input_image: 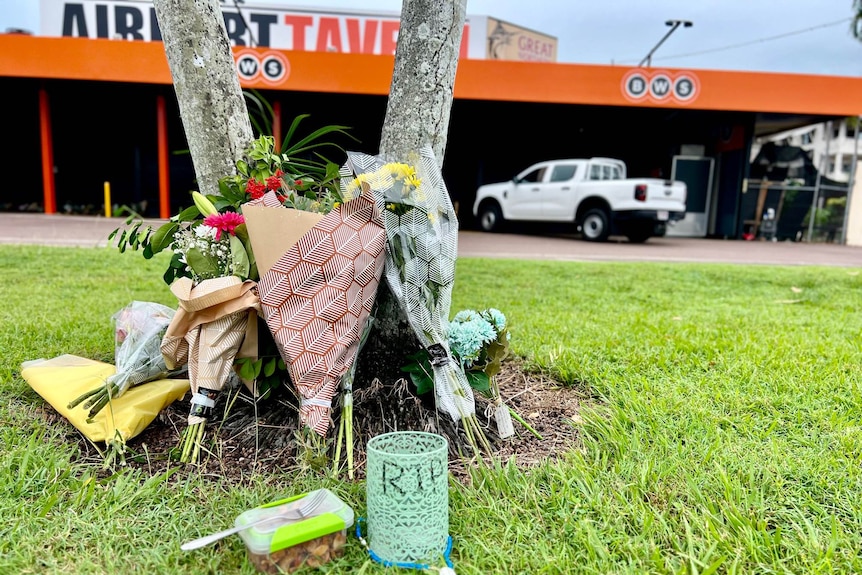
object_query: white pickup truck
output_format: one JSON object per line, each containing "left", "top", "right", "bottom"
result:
{"left": 472, "top": 158, "right": 687, "bottom": 243}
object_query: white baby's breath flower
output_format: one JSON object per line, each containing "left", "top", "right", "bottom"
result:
{"left": 195, "top": 225, "right": 217, "bottom": 239}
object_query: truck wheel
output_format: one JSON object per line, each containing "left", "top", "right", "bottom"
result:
{"left": 479, "top": 203, "right": 504, "bottom": 232}
{"left": 581, "top": 208, "right": 610, "bottom": 242}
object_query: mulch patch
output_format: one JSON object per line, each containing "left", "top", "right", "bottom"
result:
{"left": 59, "top": 360, "right": 587, "bottom": 483}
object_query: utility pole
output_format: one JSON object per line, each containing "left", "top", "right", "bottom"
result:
{"left": 638, "top": 19, "right": 692, "bottom": 68}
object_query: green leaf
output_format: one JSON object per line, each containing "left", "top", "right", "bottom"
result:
{"left": 177, "top": 205, "right": 201, "bottom": 222}
{"left": 237, "top": 358, "right": 256, "bottom": 382}
{"left": 408, "top": 370, "right": 434, "bottom": 396}
{"left": 163, "top": 263, "right": 178, "bottom": 285}
{"left": 234, "top": 223, "right": 256, "bottom": 278}
{"left": 263, "top": 358, "right": 276, "bottom": 377}
{"left": 149, "top": 222, "right": 178, "bottom": 254}
{"left": 402, "top": 352, "right": 434, "bottom": 395}
{"left": 483, "top": 337, "right": 510, "bottom": 378}
{"left": 465, "top": 370, "right": 491, "bottom": 395}
{"left": 229, "top": 234, "right": 250, "bottom": 279}
{"left": 252, "top": 359, "right": 263, "bottom": 378}
{"left": 212, "top": 198, "right": 233, "bottom": 212}
{"left": 236, "top": 159, "right": 250, "bottom": 176}
{"left": 186, "top": 247, "right": 219, "bottom": 278}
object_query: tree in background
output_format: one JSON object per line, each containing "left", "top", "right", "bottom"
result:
{"left": 152, "top": 0, "right": 254, "bottom": 198}
{"left": 853, "top": 1, "right": 862, "bottom": 38}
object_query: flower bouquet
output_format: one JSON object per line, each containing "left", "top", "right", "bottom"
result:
{"left": 154, "top": 192, "right": 261, "bottom": 463}
{"left": 246, "top": 187, "right": 386, "bottom": 440}
{"left": 341, "top": 145, "right": 490, "bottom": 454}
{"left": 110, "top": 132, "right": 362, "bottom": 463}
{"left": 403, "top": 308, "right": 541, "bottom": 440}
{"left": 67, "top": 301, "right": 187, "bottom": 421}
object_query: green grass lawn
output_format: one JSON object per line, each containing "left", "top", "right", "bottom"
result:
{"left": 1, "top": 245, "right": 860, "bottom": 574}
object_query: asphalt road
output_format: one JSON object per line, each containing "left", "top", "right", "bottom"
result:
{"left": 1, "top": 213, "right": 860, "bottom": 268}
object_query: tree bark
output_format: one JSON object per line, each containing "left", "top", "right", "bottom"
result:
{"left": 359, "top": 0, "right": 468, "bottom": 386}
{"left": 152, "top": 0, "right": 254, "bottom": 197}
{"left": 378, "top": 0, "right": 467, "bottom": 166}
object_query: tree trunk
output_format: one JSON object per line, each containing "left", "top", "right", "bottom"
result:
{"left": 152, "top": 0, "right": 254, "bottom": 197}
{"left": 378, "top": 0, "right": 467, "bottom": 166}
{"left": 358, "top": 0, "right": 468, "bottom": 386}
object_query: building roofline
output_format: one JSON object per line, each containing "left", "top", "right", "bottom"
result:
{"left": 3, "top": 35, "right": 862, "bottom": 116}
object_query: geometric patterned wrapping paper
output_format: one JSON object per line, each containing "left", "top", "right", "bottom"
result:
{"left": 257, "top": 193, "right": 386, "bottom": 436}
{"left": 342, "top": 146, "right": 475, "bottom": 422}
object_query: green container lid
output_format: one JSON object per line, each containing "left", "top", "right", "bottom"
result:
{"left": 235, "top": 489, "right": 354, "bottom": 555}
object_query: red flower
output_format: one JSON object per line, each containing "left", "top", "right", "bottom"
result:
{"left": 203, "top": 212, "right": 245, "bottom": 241}
{"left": 265, "top": 170, "right": 284, "bottom": 192}
{"left": 246, "top": 179, "right": 266, "bottom": 199}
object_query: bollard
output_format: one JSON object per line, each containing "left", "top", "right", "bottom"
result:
{"left": 103, "top": 181, "right": 111, "bottom": 218}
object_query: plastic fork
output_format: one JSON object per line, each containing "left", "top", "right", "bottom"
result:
{"left": 180, "top": 489, "right": 328, "bottom": 551}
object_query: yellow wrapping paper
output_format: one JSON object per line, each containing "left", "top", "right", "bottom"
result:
{"left": 21, "top": 354, "right": 189, "bottom": 443}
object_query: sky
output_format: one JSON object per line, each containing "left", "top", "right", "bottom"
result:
{"left": 3, "top": 0, "right": 861, "bottom": 76}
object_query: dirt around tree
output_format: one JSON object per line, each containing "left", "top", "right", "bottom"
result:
{"left": 53, "top": 360, "right": 586, "bottom": 483}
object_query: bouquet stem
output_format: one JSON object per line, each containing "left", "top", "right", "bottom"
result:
{"left": 437, "top": 362, "right": 493, "bottom": 457}
{"left": 179, "top": 420, "right": 206, "bottom": 464}
{"left": 508, "top": 407, "right": 543, "bottom": 439}
{"left": 332, "top": 413, "right": 345, "bottom": 477}
{"left": 178, "top": 386, "right": 218, "bottom": 464}
{"left": 68, "top": 368, "right": 187, "bottom": 422}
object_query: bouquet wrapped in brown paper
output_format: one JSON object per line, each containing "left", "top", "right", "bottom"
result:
{"left": 161, "top": 275, "right": 260, "bottom": 462}
{"left": 149, "top": 191, "right": 261, "bottom": 463}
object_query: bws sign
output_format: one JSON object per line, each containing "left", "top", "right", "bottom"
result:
{"left": 622, "top": 70, "right": 699, "bottom": 105}
{"left": 234, "top": 49, "right": 290, "bottom": 86}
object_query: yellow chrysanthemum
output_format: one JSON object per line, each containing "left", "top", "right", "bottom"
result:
{"left": 427, "top": 211, "right": 438, "bottom": 224}
{"left": 405, "top": 174, "right": 421, "bottom": 188}
{"left": 345, "top": 173, "right": 367, "bottom": 195}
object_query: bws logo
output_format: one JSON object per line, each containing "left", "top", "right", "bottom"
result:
{"left": 234, "top": 49, "right": 290, "bottom": 86}
{"left": 622, "top": 70, "right": 699, "bottom": 105}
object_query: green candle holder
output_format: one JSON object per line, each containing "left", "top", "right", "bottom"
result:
{"left": 366, "top": 431, "right": 449, "bottom": 564}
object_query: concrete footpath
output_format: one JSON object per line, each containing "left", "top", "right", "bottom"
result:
{"left": 1, "top": 212, "right": 861, "bottom": 268}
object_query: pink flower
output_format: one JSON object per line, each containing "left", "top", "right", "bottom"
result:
{"left": 203, "top": 212, "right": 245, "bottom": 241}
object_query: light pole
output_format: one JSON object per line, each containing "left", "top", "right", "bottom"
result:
{"left": 638, "top": 19, "right": 693, "bottom": 68}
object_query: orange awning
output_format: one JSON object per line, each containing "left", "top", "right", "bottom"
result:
{"left": 3, "top": 34, "right": 862, "bottom": 116}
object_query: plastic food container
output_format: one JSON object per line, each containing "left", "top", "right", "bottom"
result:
{"left": 235, "top": 488, "right": 354, "bottom": 574}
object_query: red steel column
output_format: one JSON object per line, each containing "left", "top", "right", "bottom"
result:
{"left": 157, "top": 94, "right": 170, "bottom": 219}
{"left": 38, "top": 87, "right": 57, "bottom": 214}
{"left": 273, "top": 99, "right": 282, "bottom": 152}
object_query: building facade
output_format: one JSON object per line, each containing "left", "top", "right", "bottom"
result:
{"left": 4, "top": 1, "right": 862, "bottom": 245}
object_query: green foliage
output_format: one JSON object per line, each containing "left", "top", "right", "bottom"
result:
{"left": 854, "top": 0, "right": 862, "bottom": 39}
{"left": 234, "top": 319, "right": 288, "bottom": 400}
{"left": 109, "top": 109, "right": 355, "bottom": 288}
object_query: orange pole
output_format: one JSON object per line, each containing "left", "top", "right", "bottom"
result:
{"left": 157, "top": 94, "right": 170, "bottom": 219}
{"left": 273, "top": 99, "right": 282, "bottom": 152}
{"left": 38, "top": 87, "right": 57, "bottom": 214}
